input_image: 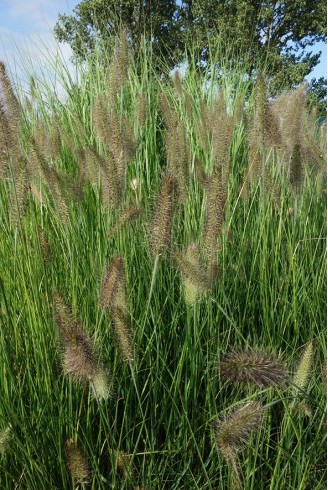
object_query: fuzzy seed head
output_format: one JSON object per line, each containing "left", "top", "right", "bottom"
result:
{"left": 289, "top": 144, "right": 304, "bottom": 191}
{"left": 100, "top": 257, "right": 127, "bottom": 311}
{"left": 203, "top": 174, "right": 227, "bottom": 258}
{"left": 0, "top": 62, "right": 20, "bottom": 122}
{"left": 130, "top": 178, "right": 139, "bottom": 191}
{"left": 172, "top": 70, "right": 182, "bottom": 96}
{"left": 61, "top": 333, "right": 98, "bottom": 382}
{"left": 54, "top": 293, "right": 99, "bottom": 382}
{"left": 220, "top": 348, "right": 287, "bottom": 387}
{"left": 293, "top": 341, "right": 314, "bottom": 393}
{"left": 90, "top": 370, "right": 111, "bottom": 401}
{"left": 136, "top": 93, "right": 147, "bottom": 128}
{"left": 65, "top": 439, "right": 90, "bottom": 485}
{"left": 149, "top": 171, "right": 175, "bottom": 258}
{"left": 112, "top": 307, "right": 135, "bottom": 364}
{"left": 38, "top": 226, "right": 52, "bottom": 265}
{"left": 216, "top": 401, "right": 263, "bottom": 460}
{"left": 110, "top": 448, "right": 134, "bottom": 477}
{"left": 0, "top": 426, "right": 11, "bottom": 455}
{"left": 109, "top": 204, "right": 141, "bottom": 237}
{"left": 172, "top": 243, "right": 210, "bottom": 305}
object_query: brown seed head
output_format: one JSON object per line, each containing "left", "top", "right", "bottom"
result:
{"left": 100, "top": 257, "right": 126, "bottom": 310}
{"left": 111, "top": 307, "right": 135, "bottom": 363}
{"left": 149, "top": 171, "right": 175, "bottom": 258}
{"left": 216, "top": 401, "right": 263, "bottom": 460}
{"left": 65, "top": 439, "right": 90, "bottom": 485}
{"left": 54, "top": 292, "right": 98, "bottom": 381}
{"left": 220, "top": 348, "right": 287, "bottom": 387}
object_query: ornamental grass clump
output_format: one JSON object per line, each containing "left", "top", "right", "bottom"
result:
{"left": 220, "top": 348, "right": 287, "bottom": 388}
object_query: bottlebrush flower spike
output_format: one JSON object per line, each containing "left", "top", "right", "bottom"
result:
{"left": 220, "top": 348, "right": 287, "bottom": 388}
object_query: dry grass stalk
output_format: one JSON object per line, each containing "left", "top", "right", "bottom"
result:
{"left": 65, "top": 439, "right": 90, "bottom": 485}
{"left": 149, "top": 171, "right": 175, "bottom": 258}
{"left": 42, "top": 166, "right": 70, "bottom": 223}
{"left": 78, "top": 147, "right": 99, "bottom": 185}
{"left": 220, "top": 348, "right": 287, "bottom": 387}
{"left": 34, "top": 119, "right": 49, "bottom": 158}
{"left": 33, "top": 116, "right": 61, "bottom": 161}
{"left": 302, "top": 131, "right": 326, "bottom": 174}
{"left": 278, "top": 84, "right": 307, "bottom": 148}
{"left": 160, "top": 90, "right": 191, "bottom": 203}
{"left": 49, "top": 115, "right": 61, "bottom": 161}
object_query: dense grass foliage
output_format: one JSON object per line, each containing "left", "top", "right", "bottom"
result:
{"left": 0, "top": 35, "right": 326, "bottom": 489}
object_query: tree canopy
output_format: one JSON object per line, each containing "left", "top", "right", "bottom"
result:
{"left": 55, "top": 0, "right": 327, "bottom": 95}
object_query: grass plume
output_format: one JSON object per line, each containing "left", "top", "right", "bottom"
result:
{"left": 220, "top": 348, "right": 287, "bottom": 388}
{"left": 292, "top": 341, "right": 314, "bottom": 393}
{"left": 65, "top": 439, "right": 90, "bottom": 485}
{"left": 54, "top": 292, "right": 109, "bottom": 396}
{"left": 216, "top": 401, "right": 264, "bottom": 487}
{"left": 149, "top": 171, "right": 175, "bottom": 258}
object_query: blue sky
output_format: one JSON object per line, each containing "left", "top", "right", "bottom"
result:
{"left": 0, "top": 0, "right": 326, "bottom": 87}
{"left": 0, "top": 0, "right": 76, "bottom": 90}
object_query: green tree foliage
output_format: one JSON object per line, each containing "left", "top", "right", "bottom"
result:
{"left": 179, "top": 0, "right": 326, "bottom": 92}
{"left": 55, "top": 0, "right": 327, "bottom": 93}
{"left": 308, "top": 77, "right": 327, "bottom": 117}
{"left": 54, "top": 0, "right": 182, "bottom": 67}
